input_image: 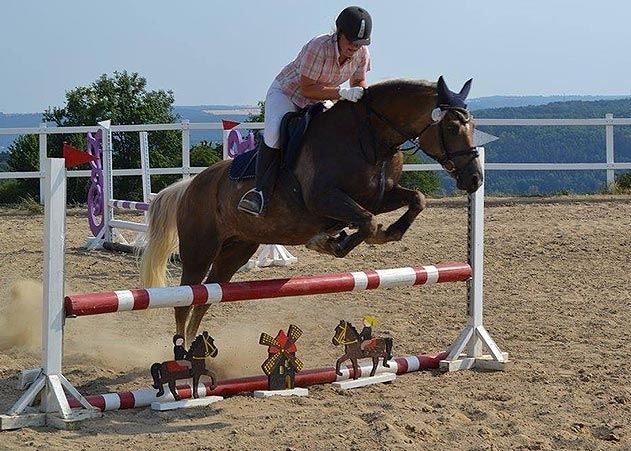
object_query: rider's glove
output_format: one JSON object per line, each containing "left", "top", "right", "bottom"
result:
{"left": 338, "top": 87, "right": 364, "bottom": 102}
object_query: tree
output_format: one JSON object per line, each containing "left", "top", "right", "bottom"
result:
{"left": 7, "top": 71, "right": 182, "bottom": 202}
{"left": 190, "top": 140, "right": 222, "bottom": 167}
{"left": 398, "top": 152, "right": 441, "bottom": 195}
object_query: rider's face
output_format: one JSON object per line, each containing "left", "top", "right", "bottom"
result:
{"left": 338, "top": 33, "right": 362, "bottom": 59}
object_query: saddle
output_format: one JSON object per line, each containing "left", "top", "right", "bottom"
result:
{"left": 229, "top": 102, "right": 325, "bottom": 180}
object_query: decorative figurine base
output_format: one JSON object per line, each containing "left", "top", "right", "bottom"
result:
{"left": 332, "top": 372, "right": 396, "bottom": 390}
{"left": 253, "top": 388, "right": 309, "bottom": 398}
{"left": 151, "top": 396, "right": 224, "bottom": 411}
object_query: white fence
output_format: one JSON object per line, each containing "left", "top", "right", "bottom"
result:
{"left": 1, "top": 115, "right": 631, "bottom": 200}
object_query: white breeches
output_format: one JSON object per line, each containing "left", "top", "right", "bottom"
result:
{"left": 263, "top": 80, "right": 299, "bottom": 149}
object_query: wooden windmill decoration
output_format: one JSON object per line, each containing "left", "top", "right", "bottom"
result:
{"left": 259, "top": 324, "right": 304, "bottom": 390}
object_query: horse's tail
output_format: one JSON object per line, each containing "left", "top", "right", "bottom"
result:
{"left": 139, "top": 178, "right": 191, "bottom": 288}
{"left": 150, "top": 362, "right": 162, "bottom": 389}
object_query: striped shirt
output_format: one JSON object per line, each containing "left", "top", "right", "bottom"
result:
{"left": 275, "top": 33, "right": 371, "bottom": 108}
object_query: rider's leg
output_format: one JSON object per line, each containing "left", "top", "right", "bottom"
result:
{"left": 237, "top": 141, "right": 280, "bottom": 215}
{"left": 238, "top": 80, "right": 297, "bottom": 216}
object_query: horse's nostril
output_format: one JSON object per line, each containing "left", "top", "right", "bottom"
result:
{"left": 472, "top": 175, "right": 479, "bottom": 187}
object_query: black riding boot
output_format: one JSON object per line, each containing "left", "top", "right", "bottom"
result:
{"left": 237, "top": 143, "right": 280, "bottom": 216}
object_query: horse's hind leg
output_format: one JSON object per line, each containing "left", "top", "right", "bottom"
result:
{"left": 370, "top": 356, "right": 379, "bottom": 377}
{"left": 186, "top": 241, "right": 259, "bottom": 343}
{"left": 178, "top": 235, "right": 221, "bottom": 342}
{"left": 365, "top": 186, "right": 425, "bottom": 244}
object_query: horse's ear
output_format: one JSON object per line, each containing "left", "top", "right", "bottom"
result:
{"left": 458, "top": 78, "right": 473, "bottom": 101}
{"left": 437, "top": 75, "right": 450, "bottom": 105}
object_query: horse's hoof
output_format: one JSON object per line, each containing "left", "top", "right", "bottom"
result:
{"left": 306, "top": 233, "right": 331, "bottom": 254}
{"left": 384, "top": 363, "right": 390, "bottom": 368}
{"left": 156, "top": 390, "right": 164, "bottom": 397}
{"left": 336, "top": 371, "right": 343, "bottom": 376}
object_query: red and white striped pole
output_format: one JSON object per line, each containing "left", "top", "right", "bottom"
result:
{"left": 64, "top": 262, "right": 471, "bottom": 317}
{"left": 68, "top": 351, "right": 447, "bottom": 411}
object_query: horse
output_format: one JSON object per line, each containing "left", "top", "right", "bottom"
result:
{"left": 332, "top": 320, "right": 393, "bottom": 379}
{"left": 140, "top": 76, "right": 481, "bottom": 344}
{"left": 150, "top": 331, "right": 218, "bottom": 400}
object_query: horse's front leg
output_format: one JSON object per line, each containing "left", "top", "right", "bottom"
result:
{"left": 335, "top": 354, "right": 348, "bottom": 376}
{"left": 306, "top": 188, "right": 377, "bottom": 257}
{"left": 350, "top": 358, "right": 360, "bottom": 379}
{"left": 365, "top": 185, "right": 425, "bottom": 244}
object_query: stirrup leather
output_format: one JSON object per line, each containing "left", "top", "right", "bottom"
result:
{"left": 238, "top": 188, "right": 265, "bottom": 215}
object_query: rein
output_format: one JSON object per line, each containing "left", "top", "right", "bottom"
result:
{"left": 334, "top": 322, "right": 358, "bottom": 346}
{"left": 359, "top": 89, "right": 479, "bottom": 177}
{"left": 191, "top": 334, "right": 217, "bottom": 360}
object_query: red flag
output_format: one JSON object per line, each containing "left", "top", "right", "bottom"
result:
{"left": 63, "top": 142, "right": 98, "bottom": 168}
{"left": 222, "top": 119, "right": 240, "bottom": 130}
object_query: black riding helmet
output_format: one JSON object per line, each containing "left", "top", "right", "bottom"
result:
{"left": 336, "top": 6, "right": 372, "bottom": 45}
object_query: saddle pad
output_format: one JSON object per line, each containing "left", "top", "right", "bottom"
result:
{"left": 363, "top": 338, "right": 378, "bottom": 349}
{"left": 228, "top": 149, "right": 257, "bottom": 181}
{"left": 166, "top": 360, "right": 190, "bottom": 372}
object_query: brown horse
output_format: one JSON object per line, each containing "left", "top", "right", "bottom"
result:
{"left": 332, "top": 320, "right": 393, "bottom": 379}
{"left": 150, "top": 331, "right": 218, "bottom": 400}
{"left": 140, "top": 76, "right": 481, "bottom": 344}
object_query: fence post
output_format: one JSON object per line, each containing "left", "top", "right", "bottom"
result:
{"left": 38, "top": 123, "right": 47, "bottom": 204}
{"left": 605, "top": 113, "right": 614, "bottom": 189}
{"left": 181, "top": 120, "right": 191, "bottom": 179}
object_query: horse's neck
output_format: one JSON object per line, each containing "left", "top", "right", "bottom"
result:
{"left": 368, "top": 89, "right": 436, "bottom": 157}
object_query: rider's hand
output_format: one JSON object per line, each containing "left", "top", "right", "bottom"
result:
{"left": 338, "top": 87, "right": 364, "bottom": 102}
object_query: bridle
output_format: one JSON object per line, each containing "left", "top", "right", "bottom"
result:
{"left": 333, "top": 321, "right": 358, "bottom": 346}
{"left": 191, "top": 333, "right": 218, "bottom": 359}
{"left": 361, "top": 92, "right": 479, "bottom": 178}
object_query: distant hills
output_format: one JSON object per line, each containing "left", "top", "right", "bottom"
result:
{"left": 468, "top": 95, "right": 631, "bottom": 111}
{"left": 3, "top": 94, "right": 631, "bottom": 151}
{"left": 2, "top": 96, "right": 631, "bottom": 195}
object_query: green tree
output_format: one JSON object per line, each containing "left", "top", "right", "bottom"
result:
{"left": 6, "top": 71, "right": 182, "bottom": 203}
{"left": 190, "top": 140, "right": 222, "bottom": 167}
{"left": 398, "top": 152, "right": 441, "bottom": 195}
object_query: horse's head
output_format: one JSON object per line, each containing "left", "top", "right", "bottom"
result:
{"left": 332, "top": 320, "right": 358, "bottom": 346}
{"left": 361, "top": 77, "right": 482, "bottom": 193}
{"left": 419, "top": 76, "right": 482, "bottom": 193}
{"left": 190, "top": 331, "right": 218, "bottom": 358}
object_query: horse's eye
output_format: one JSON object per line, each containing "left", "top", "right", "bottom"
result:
{"left": 446, "top": 123, "right": 460, "bottom": 135}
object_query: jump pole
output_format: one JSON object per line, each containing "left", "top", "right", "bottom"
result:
{"left": 68, "top": 352, "right": 448, "bottom": 412}
{"left": 64, "top": 262, "right": 472, "bottom": 317}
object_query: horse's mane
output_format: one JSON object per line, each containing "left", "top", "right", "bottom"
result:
{"left": 367, "top": 78, "right": 437, "bottom": 97}
{"left": 344, "top": 321, "right": 360, "bottom": 337}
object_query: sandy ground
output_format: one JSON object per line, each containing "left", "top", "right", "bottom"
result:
{"left": 0, "top": 195, "right": 629, "bottom": 450}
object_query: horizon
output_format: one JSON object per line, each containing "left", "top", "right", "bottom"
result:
{"left": 2, "top": 93, "right": 631, "bottom": 116}
{"left": 2, "top": 0, "right": 631, "bottom": 113}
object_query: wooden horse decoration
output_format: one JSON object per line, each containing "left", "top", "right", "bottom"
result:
{"left": 150, "top": 331, "right": 218, "bottom": 400}
{"left": 332, "top": 320, "right": 393, "bottom": 379}
{"left": 259, "top": 325, "right": 304, "bottom": 390}
{"left": 140, "top": 76, "right": 481, "bottom": 344}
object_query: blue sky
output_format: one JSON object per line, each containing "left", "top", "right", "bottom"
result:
{"left": 2, "top": 0, "right": 630, "bottom": 112}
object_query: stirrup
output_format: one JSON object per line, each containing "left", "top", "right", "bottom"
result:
{"left": 238, "top": 188, "right": 265, "bottom": 216}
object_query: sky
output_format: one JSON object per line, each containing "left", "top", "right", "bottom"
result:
{"left": 2, "top": 0, "right": 630, "bottom": 113}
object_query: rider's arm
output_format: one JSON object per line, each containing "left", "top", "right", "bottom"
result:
{"left": 350, "top": 77, "right": 367, "bottom": 88}
{"left": 299, "top": 75, "right": 346, "bottom": 101}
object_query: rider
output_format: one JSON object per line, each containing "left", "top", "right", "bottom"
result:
{"left": 172, "top": 334, "right": 191, "bottom": 368}
{"left": 359, "top": 315, "right": 377, "bottom": 350}
{"left": 238, "top": 6, "right": 372, "bottom": 216}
